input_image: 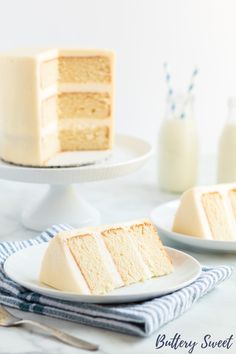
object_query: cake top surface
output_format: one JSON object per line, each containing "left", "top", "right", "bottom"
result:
{"left": 55, "top": 218, "right": 153, "bottom": 242}
{"left": 0, "top": 48, "right": 58, "bottom": 58}
{"left": 182, "top": 183, "right": 236, "bottom": 197}
{"left": 0, "top": 48, "right": 114, "bottom": 59}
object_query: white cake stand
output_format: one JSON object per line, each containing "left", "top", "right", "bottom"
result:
{"left": 0, "top": 134, "right": 152, "bottom": 231}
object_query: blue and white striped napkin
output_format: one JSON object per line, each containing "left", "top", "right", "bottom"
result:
{"left": 0, "top": 225, "right": 233, "bottom": 337}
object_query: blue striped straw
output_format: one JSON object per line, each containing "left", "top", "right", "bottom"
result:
{"left": 180, "top": 67, "right": 199, "bottom": 118}
{"left": 188, "top": 67, "right": 198, "bottom": 93}
{"left": 163, "top": 62, "right": 175, "bottom": 112}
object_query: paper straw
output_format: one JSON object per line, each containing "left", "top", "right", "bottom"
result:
{"left": 187, "top": 67, "right": 198, "bottom": 93}
{"left": 163, "top": 62, "right": 175, "bottom": 112}
{"left": 180, "top": 67, "right": 199, "bottom": 119}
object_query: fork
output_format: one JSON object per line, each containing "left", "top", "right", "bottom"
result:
{"left": 0, "top": 305, "right": 99, "bottom": 351}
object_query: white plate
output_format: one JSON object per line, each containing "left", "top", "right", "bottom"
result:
{"left": 4, "top": 243, "right": 201, "bottom": 304}
{"left": 151, "top": 200, "right": 236, "bottom": 253}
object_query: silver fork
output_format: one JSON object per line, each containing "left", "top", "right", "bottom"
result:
{"left": 0, "top": 305, "right": 99, "bottom": 351}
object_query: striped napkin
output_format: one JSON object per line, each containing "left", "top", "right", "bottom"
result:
{"left": 0, "top": 225, "right": 232, "bottom": 337}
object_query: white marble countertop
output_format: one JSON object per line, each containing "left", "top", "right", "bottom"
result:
{"left": 0, "top": 157, "right": 235, "bottom": 354}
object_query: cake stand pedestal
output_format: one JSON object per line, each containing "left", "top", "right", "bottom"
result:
{"left": 0, "top": 134, "right": 152, "bottom": 231}
{"left": 21, "top": 185, "right": 100, "bottom": 231}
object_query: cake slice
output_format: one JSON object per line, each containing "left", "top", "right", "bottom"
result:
{"left": 40, "top": 219, "right": 173, "bottom": 294}
{"left": 172, "top": 184, "right": 236, "bottom": 240}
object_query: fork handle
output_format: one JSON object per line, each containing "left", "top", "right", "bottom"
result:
{"left": 15, "top": 319, "right": 99, "bottom": 351}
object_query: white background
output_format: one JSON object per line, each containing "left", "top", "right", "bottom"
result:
{"left": 0, "top": 0, "right": 235, "bottom": 154}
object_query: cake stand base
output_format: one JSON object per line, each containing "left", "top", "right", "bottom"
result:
{"left": 21, "top": 185, "right": 100, "bottom": 231}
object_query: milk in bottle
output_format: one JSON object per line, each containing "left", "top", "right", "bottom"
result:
{"left": 218, "top": 97, "right": 236, "bottom": 183}
{"left": 158, "top": 94, "right": 199, "bottom": 193}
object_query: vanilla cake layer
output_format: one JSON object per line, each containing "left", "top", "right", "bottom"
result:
{"left": 59, "top": 118, "right": 112, "bottom": 151}
{"left": 68, "top": 233, "right": 123, "bottom": 294}
{"left": 201, "top": 192, "right": 234, "bottom": 241}
{"left": 101, "top": 227, "right": 152, "bottom": 285}
{"left": 60, "top": 126, "right": 110, "bottom": 151}
{"left": 58, "top": 92, "right": 111, "bottom": 119}
{"left": 40, "top": 54, "right": 113, "bottom": 89}
{"left": 59, "top": 56, "right": 112, "bottom": 84}
{"left": 0, "top": 48, "right": 114, "bottom": 166}
{"left": 173, "top": 184, "right": 236, "bottom": 240}
{"left": 40, "top": 219, "right": 173, "bottom": 294}
{"left": 130, "top": 221, "right": 174, "bottom": 276}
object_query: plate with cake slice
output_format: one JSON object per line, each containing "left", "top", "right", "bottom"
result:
{"left": 151, "top": 184, "right": 236, "bottom": 253}
{"left": 4, "top": 219, "right": 201, "bottom": 304}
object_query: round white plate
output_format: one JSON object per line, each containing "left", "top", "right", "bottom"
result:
{"left": 0, "top": 134, "right": 152, "bottom": 184}
{"left": 151, "top": 200, "right": 236, "bottom": 253}
{"left": 4, "top": 243, "right": 201, "bottom": 304}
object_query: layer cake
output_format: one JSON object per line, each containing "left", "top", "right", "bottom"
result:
{"left": 0, "top": 48, "right": 114, "bottom": 166}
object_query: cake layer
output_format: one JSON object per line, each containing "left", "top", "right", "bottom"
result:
{"left": 68, "top": 233, "right": 123, "bottom": 294}
{"left": 130, "top": 221, "right": 173, "bottom": 276}
{"left": 59, "top": 125, "right": 111, "bottom": 151}
{"left": 58, "top": 92, "right": 111, "bottom": 119}
{"left": 101, "top": 227, "right": 152, "bottom": 285}
{"left": 201, "top": 192, "right": 234, "bottom": 240}
{"left": 59, "top": 56, "right": 112, "bottom": 84}
{"left": 58, "top": 83, "right": 112, "bottom": 93}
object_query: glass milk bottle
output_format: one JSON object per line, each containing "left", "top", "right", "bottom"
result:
{"left": 218, "top": 97, "right": 236, "bottom": 183}
{"left": 158, "top": 94, "right": 199, "bottom": 193}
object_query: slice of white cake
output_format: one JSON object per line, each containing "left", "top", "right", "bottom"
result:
{"left": 40, "top": 219, "right": 173, "bottom": 294}
{"left": 173, "top": 184, "right": 236, "bottom": 240}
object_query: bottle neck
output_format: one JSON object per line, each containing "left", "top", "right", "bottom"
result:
{"left": 166, "top": 94, "right": 194, "bottom": 120}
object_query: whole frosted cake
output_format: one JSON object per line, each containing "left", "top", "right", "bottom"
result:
{"left": 0, "top": 48, "right": 114, "bottom": 166}
{"left": 40, "top": 219, "right": 173, "bottom": 294}
{"left": 173, "top": 184, "right": 236, "bottom": 240}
